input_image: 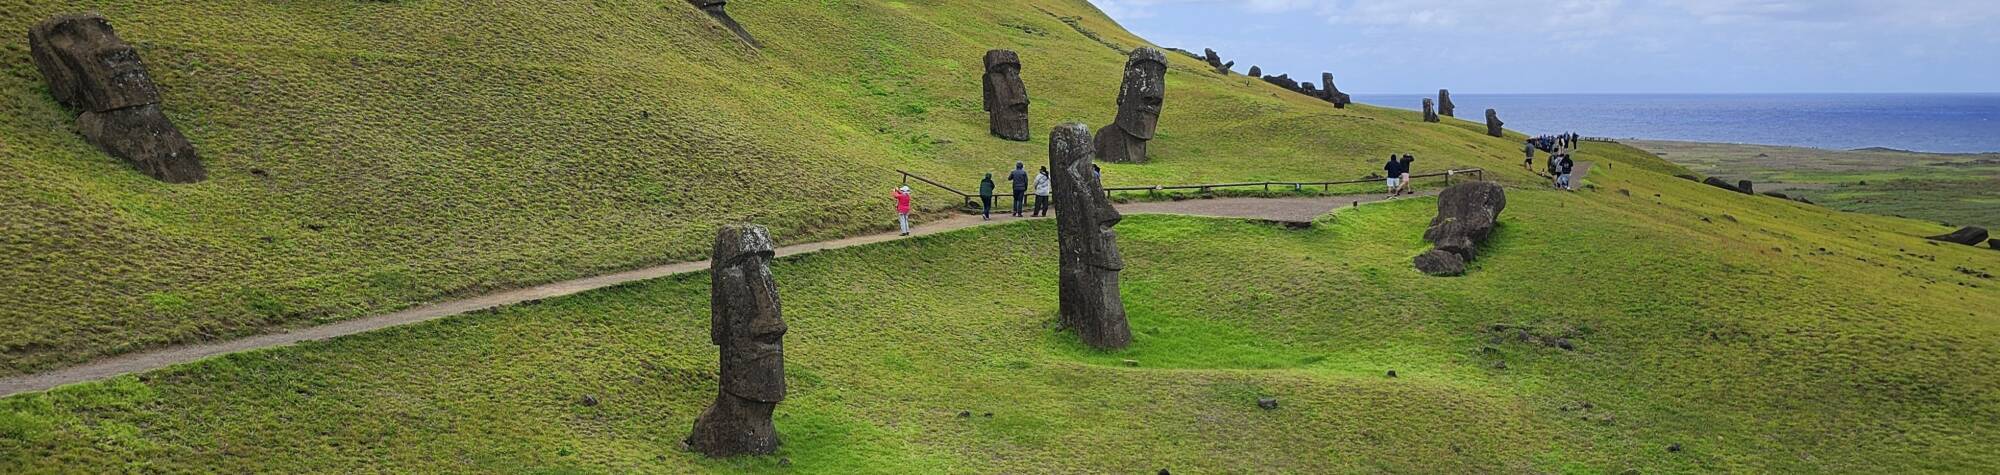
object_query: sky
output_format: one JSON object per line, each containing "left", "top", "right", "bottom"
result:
{"left": 1089, "top": 0, "right": 2000, "bottom": 94}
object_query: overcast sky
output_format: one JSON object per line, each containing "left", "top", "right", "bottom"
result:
{"left": 1092, "top": 0, "right": 2000, "bottom": 94}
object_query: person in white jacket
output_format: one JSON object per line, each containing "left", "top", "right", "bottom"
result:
{"left": 1031, "top": 166, "right": 1053, "bottom": 217}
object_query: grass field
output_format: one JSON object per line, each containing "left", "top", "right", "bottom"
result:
{"left": 0, "top": 0, "right": 1554, "bottom": 375}
{"left": 1629, "top": 139, "right": 2000, "bottom": 230}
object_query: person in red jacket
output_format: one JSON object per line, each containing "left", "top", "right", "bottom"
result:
{"left": 893, "top": 186, "right": 913, "bottom": 236}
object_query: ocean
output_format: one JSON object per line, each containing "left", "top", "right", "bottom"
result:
{"left": 1350, "top": 93, "right": 2000, "bottom": 154}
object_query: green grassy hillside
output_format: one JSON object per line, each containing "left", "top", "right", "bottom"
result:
{"left": 1629, "top": 139, "right": 2000, "bottom": 230}
{"left": 1, "top": 0, "right": 1548, "bottom": 375}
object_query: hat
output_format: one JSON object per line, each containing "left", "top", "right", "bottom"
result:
{"left": 899, "top": 185, "right": 911, "bottom": 193}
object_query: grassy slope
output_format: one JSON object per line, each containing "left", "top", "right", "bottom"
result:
{"left": 0, "top": 0, "right": 1544, "bottom": 375}
{"left": 4, "top": 146, "right": 1997, "bottom": 471}
{"left": 1629, "top": 139, "right": 2000, "bottom": 230}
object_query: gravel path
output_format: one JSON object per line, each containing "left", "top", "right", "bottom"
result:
{"left": 0, "top": 192, "right": 1433, "bottom": 397}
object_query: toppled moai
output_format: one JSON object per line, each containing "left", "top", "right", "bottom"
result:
{"left": 1416, "top": 181, "right": 1508, "bottom": 276}
{"left": 687, "top": 0, "right": 759, "bottom": 47}
{"left": 1486, "top": 109, "right": 1504, "bottom": 137}
{"left": 29, "top": 13, "right": 204, "bottom": 183}
{"left": 1051, "top": 123, "right": 1132, "bottom": 350}
{"left": 1095, "top": 48, "right": 1166, "bottom": 164}
{"left": 1202, "top": 48, "right": 1234, "bottom": 75}
{"left": 686, "top": 225, "right": 787, "bottom": 457}
{"left": 982, "top": 49, "right": 1031, "bottom": 141}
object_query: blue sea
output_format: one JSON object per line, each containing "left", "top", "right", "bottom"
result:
{"left": 1351, "top": 93, "right": 2000, "bottom": 154}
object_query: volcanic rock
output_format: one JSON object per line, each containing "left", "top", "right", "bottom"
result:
{"left": 1926, "top": 226, "right": 1989, "bottom": 246}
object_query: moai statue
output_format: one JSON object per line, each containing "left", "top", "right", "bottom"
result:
{"left": 687, "top": 0, "right": 759, "bottom": 47}
{"left": 1050, "top": 123, "right": 1132, "bottom": 350}
{"left": 1438, "top": 89, "right": 1456, "bottom": 117}
{"left": 29, "top": 13, "right": 204, "bottom": 183}
{"left": 1423, "top": 98, "right": 1440, "bottom": 123}
{"left": 1247, "top": 65, "right": 1262, "bottom": 77}
{"left": 1095, "top": 48, "right": 1166, "bottom": 164}
{"left": 982, "top": 49, "right": 1031, "bottom": 141}
{"left": 1300, "top": 82, "right": 1320, "bottom": 98}
{"left": 1321, "top": 73, "right": 1350, "bottom": 108}
{"left": 1202, "top": 48, "right": 1232, "bottom": 75}
{"left": 1486, "top": 109, "right": 1505, "bottom": 137}
{"left": 685, "top": 225, "right": 786, "bottom": 457}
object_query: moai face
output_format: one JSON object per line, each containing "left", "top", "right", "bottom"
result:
{"left": 983, "top": 50, "right": 1029, "bottom": 115}
{"left": 1052, "top": 124, "right": 1123, "bottom": 272}
{"left": 1113, "top": 48, "right": 1167, "bottom": 140}
{"left": 710, "top": 225, "right": 786, "bottom": 403}
{"left": 29, "top": 14, "right": 160, "bottom": 112}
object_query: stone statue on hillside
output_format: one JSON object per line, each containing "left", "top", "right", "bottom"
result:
{"left": 29, "top": 13, "right": 204, "bottom": 183}
{"left": 1202, "top": 48, "right": 1233, "bottom": 75}
{"left": 1422, "top": 99, "right": 1439, "bottom": 123}
{"left": 1925, "top": 226, "right": 1989, "bottom": 246}
{"left": 1416, "top": 181, "right": 1507, "bottom": 276}
{"left": 1322, "top": 73, "right": 1350, "bottom": 108}
{"left": 688, "top": 0, "right": 759, "bottom": 48}
{"left": 983, "top": 49, "right": 1031, "bottom": 141}
{"left": 1300, "top": 82, "right": 1319, "bottom": 98}
{"left": 1247, "top": 65, "right": 1262, "bottom": 77}
{"left": 1438, "top": 89, "right": 1456, "bottom": 117}
{"left": 1485, "top": 109, "right": 1504, "bottom": 137}
{"left": 686, "top": 225, "right": 786, "bottom": 457}
{"left": 1096, "top": 48, "right": 1166, "bottom": 164}
{"left": 1051, "top": 123, "right": 1132, "bottom": 350}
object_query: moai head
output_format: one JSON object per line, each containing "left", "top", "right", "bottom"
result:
{"left": 983, "top": 50, "right": 1028, "bottom": 114}
{"left": 1113, "top": 48, "right": 1168, "bottom": 140}
{"left": 1423, "top": 98, "right": 1437, "bottom": 121}
{"left": 1486, "top": 109, "right": 1504, "bottom": 137}
{"left": 1052, "top": 123, "right": 1123, "bottom": 272}
{"left": 1438, "top": 89, "right": 1456, "bottom": 116}
{"left": 710, "top": 225, "right": 786, "bottom": 403}
{"left": 28, "top": 13, "right": 160, "bottom": 112}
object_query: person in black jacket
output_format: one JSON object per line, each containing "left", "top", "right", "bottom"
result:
{"left": 1398, "top": 155, "right": 1416, "bottom": 194}
{"left": 1383, "top": 154, "right": 1403, "bottom": 195}
{"left": 1557, "top": 155, "right": 1576, "bottom": 191}
{"left": 978, "top": 173, "right": 996, "bottom": 220}
{"left": 1007, "top": 161, "right": 1030, "bottom": 217}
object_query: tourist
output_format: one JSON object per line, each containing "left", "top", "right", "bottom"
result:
{"left": 1009, "top": 161, "right": 1029, "bottom": 217}
{"left": 1383, "top": 154, "right": 1403, "bottom": 195}
{"left": 979, "top": 173, "right": 996, "bottom": 221}
{"left": 1558, "top": 155, "right": 1576, "bottom": 191}
{"left": 1399, "top": 154, "right": 1415, "bottom": 194}
{"left": 1523, "top": 140, "right": 1536, "bottom": 171}
{"left": 1032, "top": 166, "right": 1052, "bottom": 217}
{"left": 894, "top": 185, "right": 913, "bottom": 236}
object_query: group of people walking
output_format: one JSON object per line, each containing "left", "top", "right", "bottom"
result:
{"left": 1382, "top": 154, "right": 1418, "bottom": 196}
{"left": 1528, "top": 132, "right": 1581, "bottom": 153}
{"left": 1524, "top": 133, "right": 1581, "bottom": 191}
{"left": 978, "top": 162, "right": 1052, "bottom": 221}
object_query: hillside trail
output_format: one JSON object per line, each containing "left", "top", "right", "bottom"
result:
{"left": 0, "top": 191, "right": 1436, "bottom": 397}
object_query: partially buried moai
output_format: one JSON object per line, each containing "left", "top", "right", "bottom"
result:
{"left": 1095, "top": 47, "right": 1167, "bottom": 164}
{"left": 983, "top": 49, "right": 1031, "bottom": 141}
{"left": 1438, "top": 89, "right": 1456, "bottom": 117}
{"left": 29, "top": 13, "right": 204, "bottom": 183}
{"left": 686, "top": 225, "right": 786, "bottom": 457}
{"left": 1486, "top": 109, "right": 1504, "bottom": 137}
{"left": 687, "top": 0, "right": 759, "bottom": 47}
{"left": 1422, "top": 98, "right": 1440, "bottom": 123}
{"left": 1050, "top": 123, "right": 1132, "bottom": 350}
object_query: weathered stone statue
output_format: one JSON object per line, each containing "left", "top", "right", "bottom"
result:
{"left": 1423, "top": 99, "right": 1440, "bottom": 123}
{"left": 1300, "top": 82, "right": 1319, "bottom": 98}
{"left": 686, "top": 225, "right": 786, "bottom": 457}
{"left": 1438, "top": 89, "right": 1456, "bottom": 117}
{"left": 1202, "top": 48, "right": 1233, "bottom": 75}
{"left": 1926, "top": 226, "right": 1989, "bottom": 246}
{"left": 1485, "top": 109, "right": 1504, "bottom": 137}
{"left": 1322, "top": 73, "right": 1350, "bottom": 108}
{"left": 1095, "top": 48, "right": 1166, "bottom": 164}
{"left": 1051, "top": 123, "right": 1132, "bottom": 350}
{"left": 688, "top": 0, "right": 759, "bottom": 47}
{"left": 982, "top": 49, "right": 1031, "bottom": 141}
{"left": 1247, "top": 65, "right": 1262, "bottom": 77}
{"left": 1416, "top": 181, "right": 1507, "bottom": 276}
{"left": 29, "top": 13, "right": 204, "bottom": 183}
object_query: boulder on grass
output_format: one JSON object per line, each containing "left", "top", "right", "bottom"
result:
{"left": 1925, "top": 226, "right": 1989, "bottom": 246}
{"left": 1422, "top": 181, "right": 1507, "bottom": 261}
{"left": 1414, "top": 250, "right": 1466, "bottom": 276}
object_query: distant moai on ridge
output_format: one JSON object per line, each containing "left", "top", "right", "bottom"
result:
{"left": 1438, "top": 89, "right": 1456, "bottom": 117}
{"left": 983, "top": 49, "right": 1031, "bottom": 141}
{"left": 1095, "top": 47, "right": 1167, "bottom": 164}
{"left": 1423, "top": 98, "right": 1440, "bottom": 123}
{"left": 1485, "top": 109, "right": 1504, "bottom": 137}
{"left": 29, "top": 13, "right": 204, "bottom": 183}
{"left": 1050, "top": 123, "right": 1132, "bottom": 350}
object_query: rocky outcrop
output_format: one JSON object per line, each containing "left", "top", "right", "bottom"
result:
{"left": 686, "top": 225, "right": 787, "bottom": 457}
{"left": 1485, "top": 109, "right": 1504, "bottom": 137}
{"left": 1926, "top": 226, "right": 1990, "bottom": 246}
{"left": 982, "top": 49, "right": 1031, "bottom": 141}
{"left": 1422, "top": 99, "right": 1439, "bottom": 123}
{"left": 1416, "top": 181, "right": 1507, "bottom": 275}
{"left": 1052, "top": 123, "right": 1132, "bottom": 349}
{"left": 29, "top": 13, "right": 204, "bottom": 183}
{"left": 1438, "top": 89, "right": 1456, "bottom": 117}
{"left": 1095, "top": 48, "right": 1166, "bottom": 164}
{"left": 688, "top": 0, "right": 759, "bottom": 47}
